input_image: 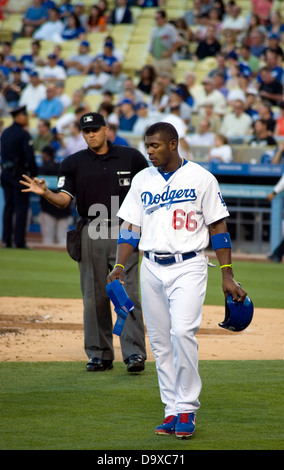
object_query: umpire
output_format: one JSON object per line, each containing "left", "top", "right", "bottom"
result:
{"left": 20, "top": 112, "right": 148, "bottom": 373}
{"left": 1, "top": 105, "right": 38, "bottom": 248}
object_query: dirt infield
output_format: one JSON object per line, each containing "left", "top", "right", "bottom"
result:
{"left": 0, "top": 297, "right": 283, "bottom": 362}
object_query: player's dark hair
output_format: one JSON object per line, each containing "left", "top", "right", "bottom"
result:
{"left": 145, "top": 122, "right": 179, "bottom": 143}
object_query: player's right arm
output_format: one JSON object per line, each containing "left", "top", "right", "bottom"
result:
{"left": 107, "top": 221, "right": 140, "bottom": 285}
{"left": 20, "top": 174, "right": 71, "bottom": 210}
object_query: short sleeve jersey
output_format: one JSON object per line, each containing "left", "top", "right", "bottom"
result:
{"left": 57, "top": 142, "right": 148, "bottom": 218}
{"left": 117, "top": 161, "right": 230, "bottom": 253}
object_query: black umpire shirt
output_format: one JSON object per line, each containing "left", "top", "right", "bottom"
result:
{"left": 57, "top": 141, "right": 148, "bottom": 218}
{"left": 1, "top": 122, "right": 38, "bottom": 177}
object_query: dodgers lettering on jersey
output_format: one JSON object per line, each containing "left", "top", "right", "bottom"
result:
{"left": 142, "top": 185, "right": 197, "bottom": 214}
{"left": 117, "top": 161, "right": 230, "bottom": 254}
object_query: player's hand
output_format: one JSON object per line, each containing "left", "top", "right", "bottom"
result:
{"left": 107, "top": 266, "right": 125, "bottom": 285}
{"left": 222, "top": 277, "right": 247, "bottom": 302}
{"left": 20, "top": 174, "right": 48, "bottom": 196}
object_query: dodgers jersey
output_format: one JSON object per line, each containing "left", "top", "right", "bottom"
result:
{"left": 117, "top": 161, "right": 230, "bottom": 254}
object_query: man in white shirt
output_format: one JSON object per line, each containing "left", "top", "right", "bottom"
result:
{"left": 186, "top": 118, "right": 215, "bottom": 146}
{"left": 19, "top": 70, "right": 46, "bottom": 113}
{"left": 220, "top": 99, "right": 252, "bottom": 140}
{"left": 194, "top": 77, "right": 227, "bottom": 114}
{"left": 221, "top": 4, "right": 247, "bottom": 41}
{"left": 41, "top": 54, "right": 67, "bottom": 84}
{"left": 132, "top": 102, "right": 163, "bottom": 136}
{"left": 82, "top": 60, "right": 109, "bottom": 95}
{"left": 33, "top": 7, "right": 64, "bottom": 41}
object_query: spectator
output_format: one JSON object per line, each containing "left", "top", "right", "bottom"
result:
{"left": 118, "top": 76, "right": 147, "bottom": 105}
{"left": 33, "top": 118, "right": 52, "bottom": 153}
{"left": 208, "top": 134, "right": 233, "bottom": 163}
{"left": 194, "top": 77, "right": 227, "bottom": 114}
{"left": 73, "top": 1, "right": 88, "bottom": 28}
{"left": 220, "top": 4, "right": 247, "bottom": 41}
{"left": 61, "top": 12, "right": 85, "bottom": 40}
{"left": 55, "top": 81, "right": 72, "bottom": 110}
{"left": 212, "top": 72, "right": 229, "bottom": 98}
{"left": 58, "top": 0, "right": 74, "bottom": 23}
{"left": 34, "top": 83, "right": 64, "bottom": 119}
{"left": 186, "top": 118, "right": 215, "bottom": 146}
{"left": 19, "top": 70, "right": 46, "bottom": 113}
{"left": 107, "top": 123, "right": 130, "bottom": 146}
{"left": 174, "top": 17, "right": 192, "bottom": 60}
{"left": 85, "top": 4, "right": 107, "bottom": 32}
{"left": 258, "top": 67, "right": 283, "bottom": 106}
{"left": 39, "top": 145, "right": 71, "bottom": 246}
{"left": 262, "top": 49, "right": 284, "bottom": 83}
{"left": 220, "top": 99, "right": 253, "bottom": 141}
{"left": 244, "top": 87, "right": 259, "bottom": 121}
{"left": 137, "top": 64, "right": 157, "bottom": 95}
{"left": 0, "top": 83, "right": 9, "bottom": 116}
{"left": 149, "top": 9, "right": 183, "bottom": 78}
{"left": 184, "top": 0, "right": 203, "bottom": 27}
{"left": 208, "top": 51, "right": 229, "bottom": 80}
{"left": 33, "top": 6, "right": 64, "bottom": 41}
{"left": 132, "top": 102, "right": 162, "bottom": 135}
{"left": 220, "top": 29, "right": 238, "bottom": 56}
{"left": 20, "top": 39, "right": 45, "bottom": 72}
{"left": 148, "top": 79, "right": 169, "bottom": 113}
{"left": 118, "top": 98, "right": 138, "bottom": 131}
{"left": 250, "top": 119, "right": 277, "bottom": 146}
{"left": 165, "top": 87, "right": 192, "bottom": 126}
{"left": 2, "top": 67, "right": 26, "bottom": 109}
{"left": 251, "top": 0, "right": 273, "bottom": 25}
{"left": 1, "top": 41, "right": 17, "bottom": 69}
{"left": 109, "top": 0, "right": 132, "bottom": 25}
{"left": 161, "top": 109, "right": 191, "bottom": 160}
{"left": 264, "top": 34, "right": 284, "bottom": 61}
{"left": 65, "top": 41, "right": 93, "bottom": 76}
{"left": 274, "top": 102, "right": 284, "bottom": 137}
{"left": 194, "top": 24, "right": 221, "bottom": 60}
{"left": 22, "top": 0, "right": 48, "bottom": 37}
{"left": 62, "top": 120, "right": 87, "bottom": 156}
{"left": 196, "top": 101, "right": 222, "bottom": 133}
{"left": 93, "top": 39, "right": 118, "bottom": 74}
{"left": 41, "top": 53, "right": 67, "bottom": 84}
{"left": 239, "top": 44, "right": 260, "bottom": 76}
{"left": 255, "top": 101, "right": 276, "bottom": 133}
{"left": 248, "top": 30, "right": 266, "bottom": 58}
{"left": 64, "top": 89, "right": 90, "bottom": 115}
{"left": 103, "top": 61, "right": 127, "bottom": 95}
{"left": 267, "top": 10, "right": 284, "bottom": 40}
{"left": 82, "top": 59, "right": 109, "bottom": 95}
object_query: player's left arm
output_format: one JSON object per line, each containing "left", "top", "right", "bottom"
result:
{"left": 209, "top": 218, "right": 247, "bottom": 302}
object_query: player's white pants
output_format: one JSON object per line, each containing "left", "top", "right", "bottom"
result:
{"left": 140, "top": 252, "right": 208, "bottom": 417}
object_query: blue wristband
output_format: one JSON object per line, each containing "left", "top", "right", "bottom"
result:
{"left": 211, "top": 232, "right": 231, "bottom": 250}
{"left": 117, "top": 228, "right": 140, "bottom": 249}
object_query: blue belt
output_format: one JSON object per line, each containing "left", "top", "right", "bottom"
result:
{"left": 144, "top": 251, "right": 196, "bottom": 265}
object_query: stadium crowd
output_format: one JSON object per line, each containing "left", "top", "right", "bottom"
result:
{"left": 0, "top": 0, "right": 283, "bottom": 166}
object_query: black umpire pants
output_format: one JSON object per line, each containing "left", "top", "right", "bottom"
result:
{"left": 1, "top": 170, "right": 30, "bottom": 248}
{"left": 79, "top": 223, "right": 147, "bottom": 363}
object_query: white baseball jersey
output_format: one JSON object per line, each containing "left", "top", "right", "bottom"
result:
{"left": 117, "top": 161, "right": 230, "bottom": 253}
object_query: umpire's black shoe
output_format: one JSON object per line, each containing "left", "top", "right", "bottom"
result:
{"left": 126, "top": 354, "right": 145, "bottom": 373}
{"left": 86, "top": 357, "right": 113, "bottom": 372}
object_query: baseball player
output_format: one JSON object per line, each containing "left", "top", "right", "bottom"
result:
{"left": 107, "top": 122, "right": 247, "bottom": 439}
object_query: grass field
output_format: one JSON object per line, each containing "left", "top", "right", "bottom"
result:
{"left": 0, "top": 248, "right": 283, "bottom": 451}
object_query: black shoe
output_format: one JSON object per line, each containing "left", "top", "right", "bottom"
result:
{"left": 267, "top": 254, "right": 281, "bottom": 263}
{"left": 126, "top": 354, "right": 145, "bottom": 373}
{"left": 86, "top": 357, "right": 113, "bottom": 372}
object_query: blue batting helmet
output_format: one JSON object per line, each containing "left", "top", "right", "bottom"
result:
{"left": 219, "top": 294, "right": 254, "bottom": 332}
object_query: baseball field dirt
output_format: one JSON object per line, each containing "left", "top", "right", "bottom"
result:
{"left": 0, "top": 297, "right": 282, "bottom": 362}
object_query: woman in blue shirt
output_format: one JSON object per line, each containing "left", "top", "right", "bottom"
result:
{"left": 61, "top": 12, "right": 85, "bottom": 40}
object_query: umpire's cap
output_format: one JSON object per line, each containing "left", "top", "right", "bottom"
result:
{"left": 10, "top": 105, "right": 27, "bottom": 117}
{"left": 80, "top": 112, "right": 106, "bottom": 130}
{"left": 219, "top": 294, "right": 254, "bottom": 332}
